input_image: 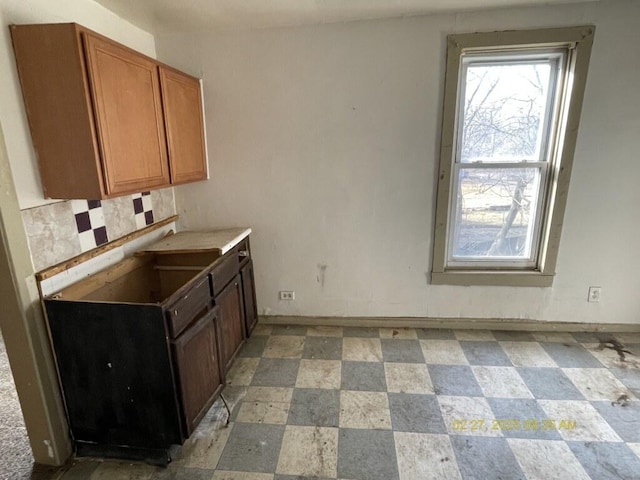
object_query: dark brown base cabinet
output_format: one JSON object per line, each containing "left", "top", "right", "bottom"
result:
{"left": 44, "top": 237, "right": 256, "bottom": 465}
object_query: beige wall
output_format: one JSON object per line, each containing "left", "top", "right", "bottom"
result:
{"left": 157, "top": 0, "right": 640, "bottom": 324}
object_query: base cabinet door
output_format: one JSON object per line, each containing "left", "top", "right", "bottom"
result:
{"left": 240, "top": 260, "right": 258, "bottom": 336}
{"left": 172, "top": 308, "right": 222, "bottom": 436}
{"left": 216, "top": 274, "right": 245, "bottom": 372}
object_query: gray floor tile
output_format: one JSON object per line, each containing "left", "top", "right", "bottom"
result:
{"left": 459, "top": 341, "right": 512, "bottom": 366}
{"left": 152, "top": 466, "right": 216, "bottom": 479}
{"left": 271, "top": 325, "right": 308, "bottom": 336}
{"left": 287, "top": 389, "right": 339, "bottom": 427}
{"left": 380, "top": 339, "right": 425, "bottom": 363}
{"left": 343, "top": 327, "right": 380, "bottom": 337}
{"left": 568, "top": 441, "right": 640, "bottom": 480}
{"left": 486, "top": 398, "right": 562, "bottom": 440}
{"left": 571, "top": 332, "right": 616, "bottom": 344}
{"left": 301, "top": 336, "right": 343, "bottom": 360}
{"left": 341, "top": 361, "right": 387, "bottom": 391}
{"left": 591, "top": 400, "right": 640, "bottom": 442}
{"left": 239, "top": 336, "right": 268, "bottom": 358}
{"left": 388, "top": 393, "right": 446, "bottom": 434}
{"left": 217, "top": 423, "right": 285, "bottom": 473}
{"left": 337, "top": 429, "right": 399, "bottom": 480}
{"left": 517, "top": 367, "right": 585, "bottom": 400}
{"left": 251, "top": 359, "right": 300, "bottom": 387}
{"left": 540, "top": 342, "right": 603, "bottom": 368}
{"left": 429, "top": 365, "right": 483, "bottom": 396}
{"left": 450, "top": 436, "right": 526, "bottom": 480}
{"left": 60, "top": 460, "right": 100, "bottom": 479}
{"left": 610, "top": 366, "right": 640, "bottom": 397}
{"left": 416, "top": 328, "right": 456, "bottom": 340}
{"left": 491, "top": 330, "right": 536, "bottom": 342}
{"left": 274, "top": 476, "right": 333, "bottom": 480}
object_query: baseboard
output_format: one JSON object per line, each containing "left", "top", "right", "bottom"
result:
{"left": 258, "top": 315, "right": 640, "bottom": 333}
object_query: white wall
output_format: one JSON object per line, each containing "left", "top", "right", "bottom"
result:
{"left": 0, "top": 0, "right": 156, "bottom": 209}
{"left": 157, "top": 0, "right": 640, "bottom": 324}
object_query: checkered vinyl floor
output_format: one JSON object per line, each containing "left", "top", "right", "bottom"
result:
{"left": 58, "top": 325, "right": 640, "bottom": 479}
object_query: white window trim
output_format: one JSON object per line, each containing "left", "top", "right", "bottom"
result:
{"left": 431, "top": 26, "right": 595, "bottom": 287}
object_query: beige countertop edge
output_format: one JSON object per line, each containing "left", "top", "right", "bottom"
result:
{"left": 137, "top": 227, "right": 252, "bottom": 255}
{"left": 218, "top": 227, "right": 252, "bottom": 255}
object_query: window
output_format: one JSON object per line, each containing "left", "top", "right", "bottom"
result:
{"left": 432, "top": 26, "right": 595, "bottom": 287}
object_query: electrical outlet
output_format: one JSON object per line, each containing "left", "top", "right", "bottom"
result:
{"left": 588, "top": 286, "right": 601, "bottom": 303}
{"left": 279, "top": 291, "right": 295, "bottom": 301}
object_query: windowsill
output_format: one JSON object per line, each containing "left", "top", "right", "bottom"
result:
{"left": 431, "top": 270, "right": 554, "bottom": 287}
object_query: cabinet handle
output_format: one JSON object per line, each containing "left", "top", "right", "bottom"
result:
{"left": 238, "top": 250, "right": 249, "bottom": 257}
{"left": 173, "top": 309, "right": 179, "bottom": 316}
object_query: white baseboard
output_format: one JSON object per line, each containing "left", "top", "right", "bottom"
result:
{"left": 258, "top": 315, "right": 640, "bottom": 333}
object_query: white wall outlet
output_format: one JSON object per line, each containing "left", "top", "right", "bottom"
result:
{"left": 588, "top": 286, "right": 601, "bottom": 303}
{"left": 279, "top": 291, "right": 295, "bottom": 301}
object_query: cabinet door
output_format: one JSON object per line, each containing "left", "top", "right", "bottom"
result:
{"left": 159, "top": 67, "right": 208, "bottom": 185}
{"left": 83, "top": 33, "right": 170, "bottom": 195}
{"left": 172, "top": 308, "right": 222, "bottom": 436}
{"left": 216, "top": 275, "right": 245, "bottom": 373}
{"left": 240, "top": 260, "right": 258, "bottom": 336}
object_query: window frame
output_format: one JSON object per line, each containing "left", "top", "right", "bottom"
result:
{"left": 431, "top": 26, "right": 595, "bottom": 287}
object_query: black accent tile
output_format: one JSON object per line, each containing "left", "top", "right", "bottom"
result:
{"left": 568, "top": 441, "right": 640, "bottom": 480}
{"left": 517, "top": 367, "right": 585, "bottom": 400}
{"left": 271, "top": 325, "right": 308, "bottom": 336}
{"left": 217, "top": 423, "right": 285, "bottom": 473}
{"left": 450, "top": 436, "right": 526, "bottom": 480}
{"left": 388, "top": 393, "right": 446, "bottom": 433}
{"left": 142, "top": 191, "right": 151, "bottom": 196}
{"left": 540, "top": 342, "right": 604, "bottom": 368}
{"left": 491, "top": 330, "right": 536, "bottom": 342}
{"left": 343, "top": 327, "right": 379, "bottom": 338}
{"left": 486, "top": 398, "right": 562, "bottom": 440}
{"left": 251, "top": 358, "right": 300, "bottom": 387}
{"left": 74, "top": 211, "right": 91, "bottom": 233}
{"left": 460, "top": 341, "right": 512, "bottom": 366}
{"left": 302, "top": 336, "right": 342, "bottom": 360}
{"left": 287, "top": 388, "right": 339, "bottom": 427}
{"left": 145, "top": 210, "right": 154, "bottom": 225}
{"left": 337, "top": 429, "right": 398, "bottom": 480}
{"left": 428, "top": 365, "right": 483, "bottom": 396}
{"left": 87, "top": 199, "right": 101, "bottom": 209}
{"left": 133, "top": 197, "right": 144, "bottom": 214}
{"left": 591, "top": 400, "right": 640, "bottom": 442}
{"left": 381, "top": 339, "right": 425, "bottom": 363}
{"left": 239, "top": 336, "right": 268, "bottom": 358}
{"left": 416, "top": 328, "right": 456, "bottom": 340}
{"left": 341, "top": 361, "right": 387, "bottom": 392}
{"left": 93, "top": 226, "right": 108, "bottom": 246}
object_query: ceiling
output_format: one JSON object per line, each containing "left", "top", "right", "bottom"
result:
{"left": 93, "top": 0, "right": 597, "bottom": 34}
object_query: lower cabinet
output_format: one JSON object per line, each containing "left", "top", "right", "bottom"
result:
{"left": 43, "top": 233, "right": 258, "bottom": 464}
{"left": 215, "top": 274, "right": 246, "bottom": 373}
{"left": 172, "top": 307, "right": 223, "bottom": 436}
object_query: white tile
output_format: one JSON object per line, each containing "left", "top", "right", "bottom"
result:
{"left": 538, "top": 400, "right": 622, "bottom": 442}
{"left": 306, "top": 326, "right": 343, "bottom": 337}
{"left": 437, "top": 396, "right": 502, "bottom": 437}
{"left": 628, "top": 443, "right": 640, "bottom": 460}
{"left": 342, "top": 337, "right": 383, "bottom": 362}
{"left": 394, "top": 432, "right": 461, "bottom": 480}
{"left": 472, "top": 367, "right": 533, "bottom": 398}
{"left": 226, "top": 358, "right": 260, "bottom": 386}
{"left": 263, "top": 335, "right": 305, "bottom": 359}
{"left": 532, "top": 332, "right": 578, "bottom": 343}
{"left": 244, "top": 387, "right": 293, "bottom": 403}
{"left": 453, "top": 330, "right": 496, "bottom": 341}
{"left": 614, "top": 333, "right": 640, "bottom": 343}
{"left": 562, "top": 368, "right": 634, "bottom": 401}
{"left": 508, "top": 438, "right": 590, "bottom": 480}
{"left": 88, "top": 207, "right": 105, "bottom": 228}
{"left": 90, "top": 461, "right": 156, "bottom": 479}
{"left": 384, "top": 363, "right": 433, "bottom": 394}
{"left": 135, "top": 213, "right": 147, "bottom": 229}
{"left": 142, "top": 194, "right": 153, "bottom": 211}
{"left": 70, "top": 199, "right": 89, "bottom": 214}
{"left": 500, "top": 341, "right": 557, "bottom": 367}
{"left": 181, "top": 426, "right": 233, "bottom": 469}
{"left": 78, "top": 230, "right": 96, "bottom": 252}
{"left": 419, "top": 340, "right": 469, "bottom": 365}
{"left": 236, "top": 400, "right": 289, "bottom": 425}
{"left": 339, "top": 390, "right": 391, "bottom": 430}
{"left": 276, "top": 426, "right": 338, "bottom": 477}
{"left": 212, "top": 471, "right": 274, "bottom": 480}
{"left": 296, "top": 359, "right": 341, "bottom": 389}
{"left": 583, "top": 343, "right": 640, "bottom": 369}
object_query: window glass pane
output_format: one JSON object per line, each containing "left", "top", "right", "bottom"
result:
{"left": 451, "top": 167, "right": 542, "bottom": 260}
{"left": 460, "top": 59, "right": 553, "bottom": 163}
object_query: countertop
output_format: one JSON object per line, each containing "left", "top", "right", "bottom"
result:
{"left": 136, "top": 228, "right": 251, "bottom": 256}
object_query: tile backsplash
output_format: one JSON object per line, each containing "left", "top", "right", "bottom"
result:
{"left": 22, "top": 188, "right": 176, "bottom": 272}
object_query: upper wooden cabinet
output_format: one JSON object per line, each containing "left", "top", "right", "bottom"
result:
{"left": 10, "top": 23, "right": 208, "bottom": 200}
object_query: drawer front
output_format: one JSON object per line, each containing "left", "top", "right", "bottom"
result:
{"left": 211, "top": 252, "right": 239, "bottom": 295}
{"left": 167, "top": 275, "right": 212, "bottom": 338}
